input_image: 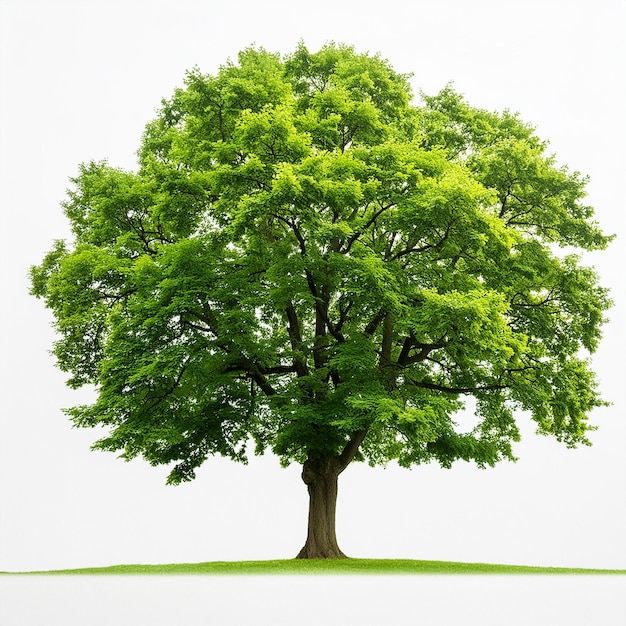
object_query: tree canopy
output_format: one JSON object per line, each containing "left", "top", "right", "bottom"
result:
{"left": 32, "top": 43, "right": 612, "bottom": 491}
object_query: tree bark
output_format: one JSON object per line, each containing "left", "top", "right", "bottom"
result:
{"left": 296, "top": 455, "right": 345, "bottom": 559}
{"left": 297, "top": 431, "right": 367, "bottom": 559}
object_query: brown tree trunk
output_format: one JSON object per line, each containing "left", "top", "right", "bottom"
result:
{"left": 296, "top": 455, "right": 346, "bottom": 559}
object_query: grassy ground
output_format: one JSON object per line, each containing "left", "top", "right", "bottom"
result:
{"left": 3, "top": 558, "right": 625, "bottom": 575}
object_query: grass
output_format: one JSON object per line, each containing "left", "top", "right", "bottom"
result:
{"left": 2, "top": 558, "right": 625, "bottom": 575}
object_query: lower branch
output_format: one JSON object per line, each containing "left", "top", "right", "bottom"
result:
{"left": 338, "top": 429, "right": 367, "bottom": 473}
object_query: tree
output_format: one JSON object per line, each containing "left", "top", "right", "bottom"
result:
{"left": 31, "top": 43, "right": 612, "bottom": 559}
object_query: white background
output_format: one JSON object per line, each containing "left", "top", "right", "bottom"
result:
{"left": 1, "top": 0, "right": 624, "bottom": 623}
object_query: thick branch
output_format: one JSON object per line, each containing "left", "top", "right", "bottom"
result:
{"left": 397, "top": 335, "right": 448, "bottom": 366}
{"left": 222, "top": 359, "right": 279, "bottom": 396}
{"left": 290, "top": 218, "right": 308, "bottom": 256}
{"left": 313, "top": 289, "right": 327, "bottom": 370}
{"left": 338, "top": 429, "right": 368, "bottom": 473}
{"left": 317, "top": 294, "right": 346, "bottom": 343}
{"left": 285, "top": 302, "right": 309, "bottom": 377}
{"left": 334, "top": 299, "right": 353, "bottom": 336}
{"left": 364, "top": 308, "right": 386, "bottom": 337}
{"left": 248, "top": 369, "right": 279, "bottom": 397}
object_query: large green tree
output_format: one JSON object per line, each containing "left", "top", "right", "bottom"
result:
{"left": 31, "top": 43, "right": 612, "bottom": 558}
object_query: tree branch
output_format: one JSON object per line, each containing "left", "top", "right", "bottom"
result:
{"left": 391, "top": 219, "right": 456, "bottom": 261}
{"left": 397, "top": 335, "right": 448, "bottom": 366}
{"left": 338, "top": 429, "right": 368, "bottom": 473}
{"left": 391, "top": 242, "right": 436, "bottom": 259}
{"left": 260, "top": 364, "right": 299, "bottom": 375}
{"left": 343, "top": 201, "right": 396, "bottom": 254}
{"left": 410, "top": 380, "right": 508, "bottom": 394}
{"left": 285, "top": 302, "right": 309, "bottom": 377}
{"left": 380, "top": 313, "right": 394, "bottom": 369}
{"left": 364, "top": 308, "right": 386, "bottom": 337}
{"left": 248, "top": 370, "right": 279, "bottom": 396}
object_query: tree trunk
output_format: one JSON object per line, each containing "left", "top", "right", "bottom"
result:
{"left": 297, "top": 455, "right": 346, "bottom": 559}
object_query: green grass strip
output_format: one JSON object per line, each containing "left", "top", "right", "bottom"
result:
{"left": 2, "top": 558, "right": 625, "bottom": 575}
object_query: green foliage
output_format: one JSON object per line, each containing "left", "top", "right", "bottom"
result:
{"left": 31, "top": 43, "right": 612, "bottom": 483}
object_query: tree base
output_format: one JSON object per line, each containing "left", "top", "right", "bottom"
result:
{"left": 296, "top": 544, "right": 347, "bottom": 559}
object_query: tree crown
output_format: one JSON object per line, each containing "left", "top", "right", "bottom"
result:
{"left": 31, "top": 43, "right": 612, "bottom": 483}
